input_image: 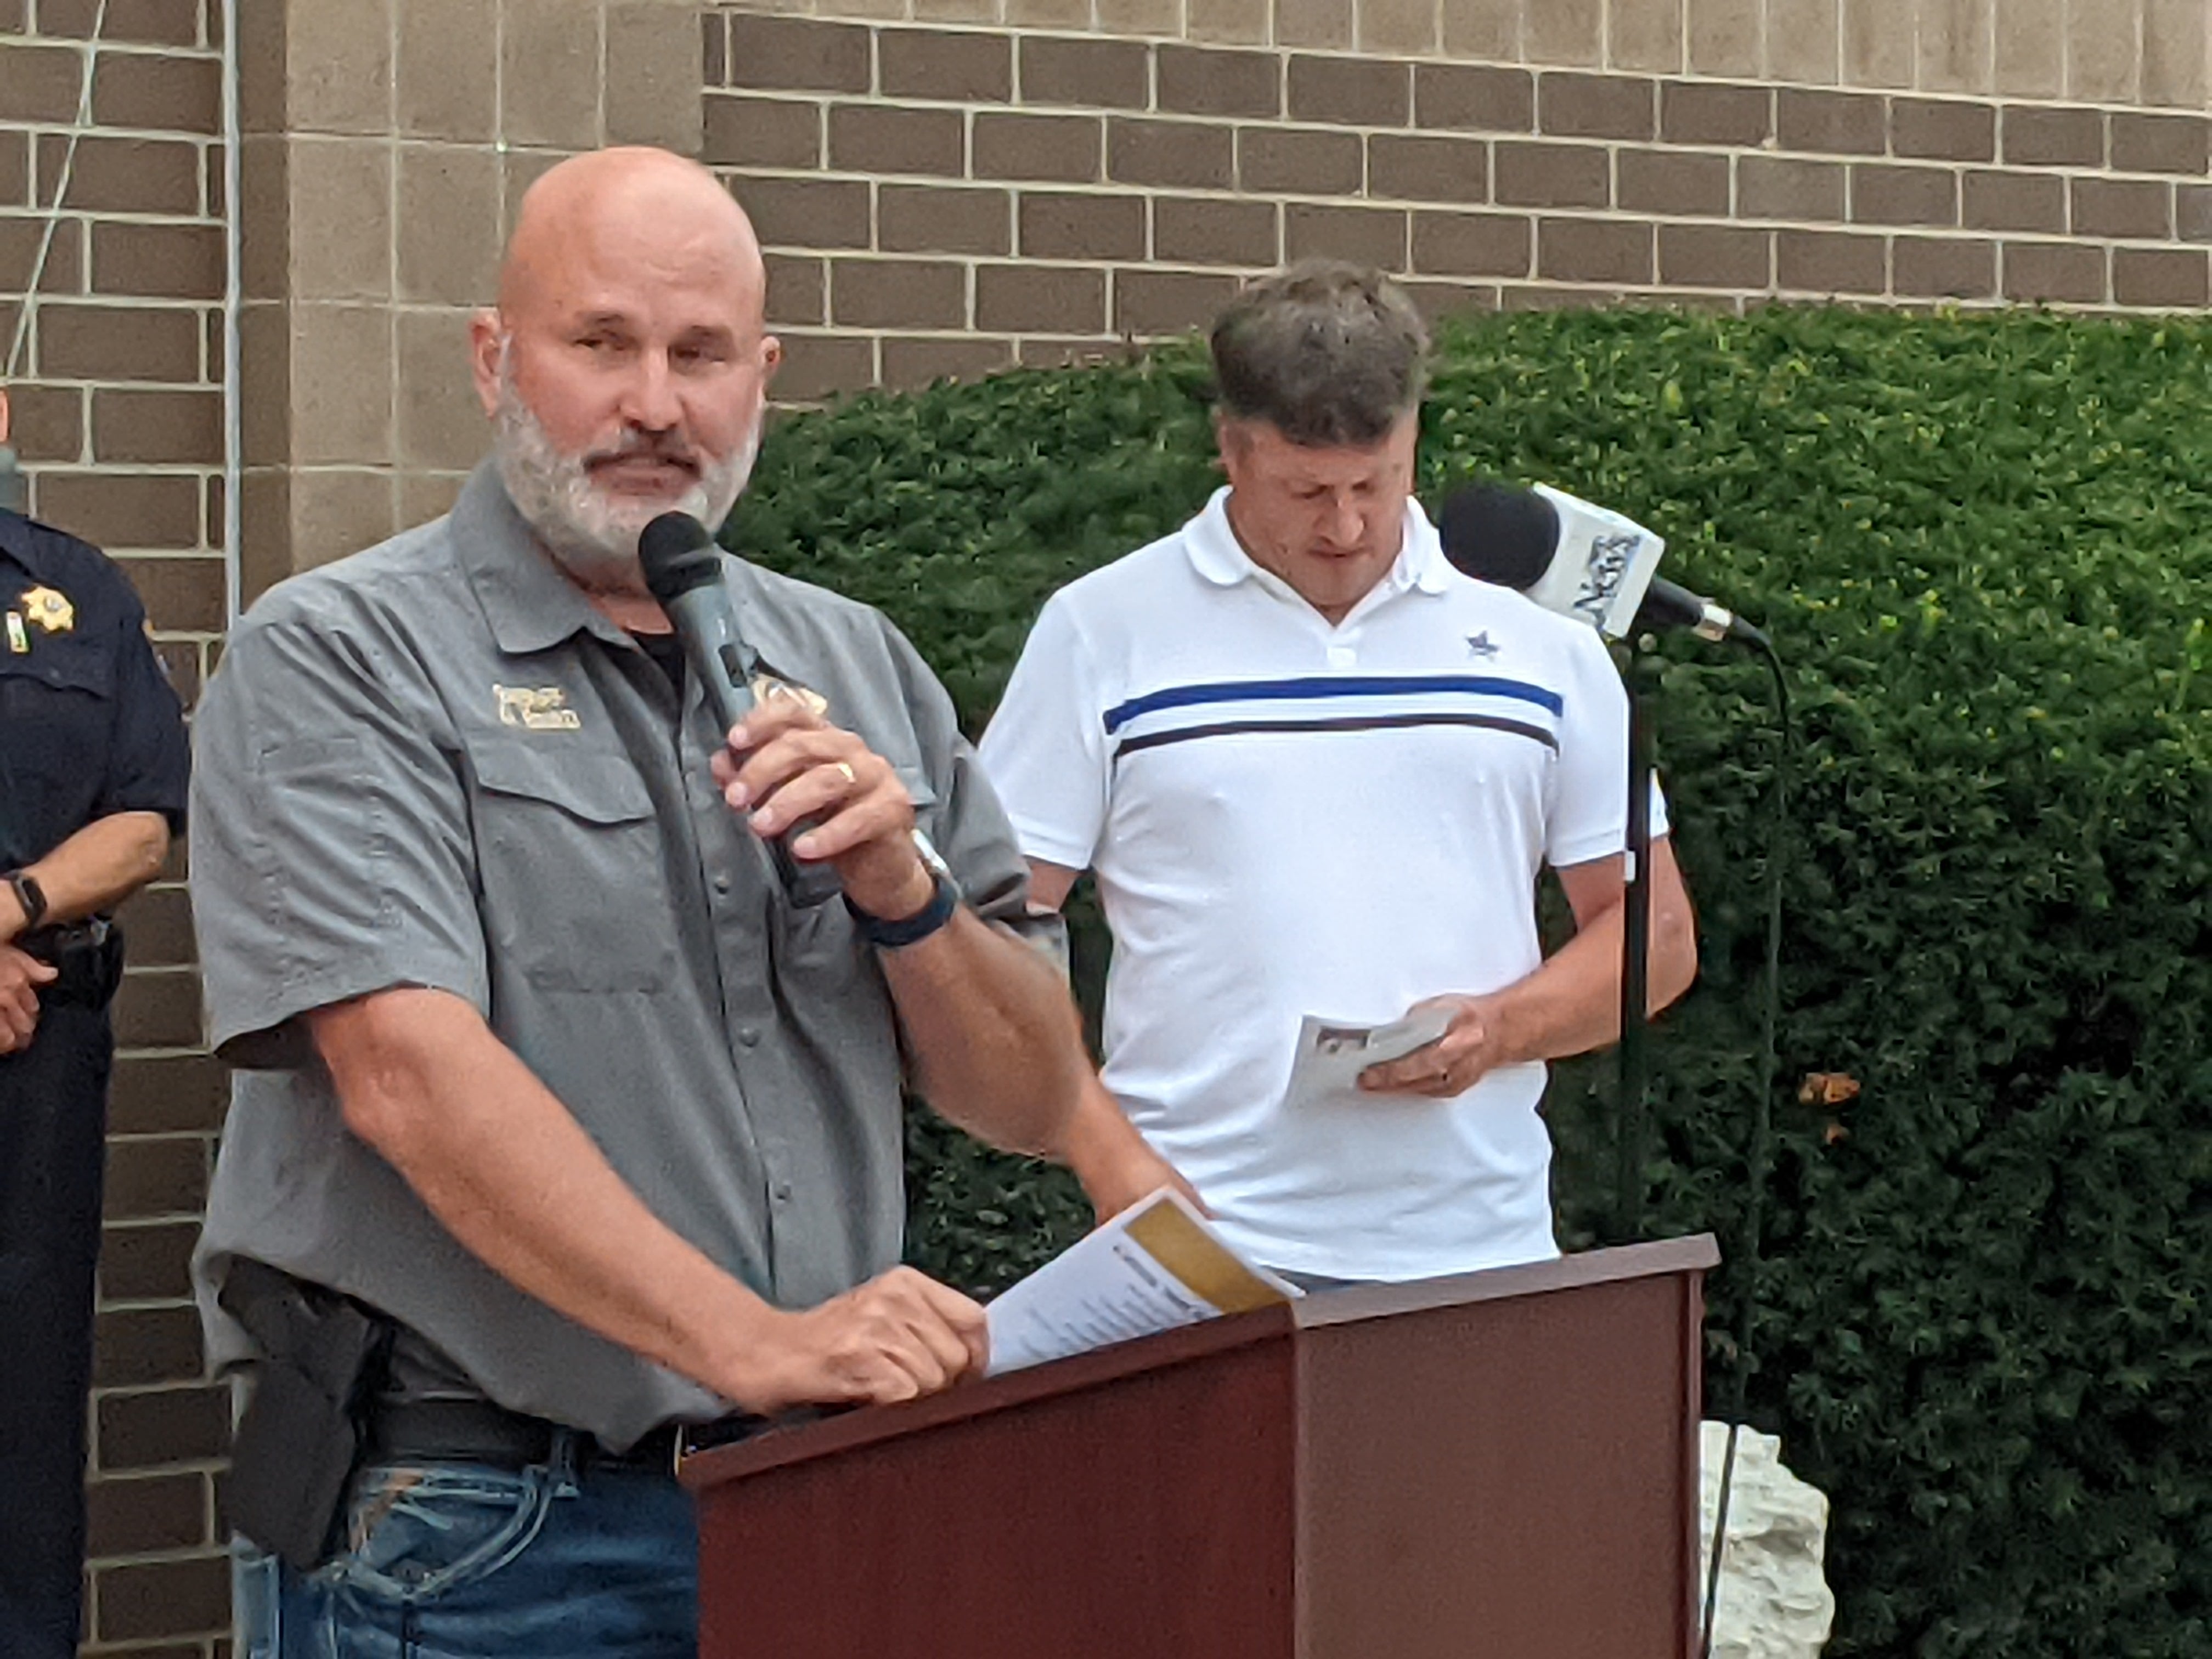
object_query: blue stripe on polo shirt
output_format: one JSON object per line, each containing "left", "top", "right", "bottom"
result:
{"left": 1100, "top": 673, "right": 1565, "bottom": 735}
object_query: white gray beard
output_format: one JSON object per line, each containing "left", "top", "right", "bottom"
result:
{"left": 491, "top": 378, "right": 760, "bottom": 591}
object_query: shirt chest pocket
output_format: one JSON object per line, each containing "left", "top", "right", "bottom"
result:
{"left": 469, "top": 741, "right": 674, "bottom": 994}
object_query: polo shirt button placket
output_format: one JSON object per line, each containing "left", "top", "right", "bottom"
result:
{"left": 1327, "top": 644, "right": 1357, "bottom": 668}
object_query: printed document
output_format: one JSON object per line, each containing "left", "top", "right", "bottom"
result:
{"left": 1279, "top": 1006, "right": 1453, "bottom": 1111}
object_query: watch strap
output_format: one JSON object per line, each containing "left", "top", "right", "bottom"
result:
{"left": 846, "top": 870, "right": 959, "bottom": 950}
{"left": 7, "top": 868, "right": 48, "bottom": 930}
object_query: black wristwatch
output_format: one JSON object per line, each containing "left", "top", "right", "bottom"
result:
{"left": 846, "top": 869, "right": 960, "bottom": 950}
{"left": 6, "top": 869, "right": 48, "bottom": 933}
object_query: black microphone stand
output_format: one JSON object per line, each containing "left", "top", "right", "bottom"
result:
{"left": 1610, "top": 636, "right": 1659, "bottom": 1244}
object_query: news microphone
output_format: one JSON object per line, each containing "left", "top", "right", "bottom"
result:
{"left": 637, "top": 510, "right": 760, "bottom": 732}
{"left": 1438, "top": 481, "right": 1768, "bottom": 648}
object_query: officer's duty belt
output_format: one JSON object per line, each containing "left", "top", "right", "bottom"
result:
{"left": 19, "top": 917, "right": 123, "bottom": 1009}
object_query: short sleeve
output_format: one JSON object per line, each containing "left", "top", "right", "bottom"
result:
{"left": 1544, "top": 627, "right": 1672, "bottom": 871}
{"left": 94, "top": 589, "right": 190, "bottom": 832}
{"left": 975, "top": 594, "right": 1111, "bottom": 873}
{"left": 189, "top": 611, "right": 488, "bottom": 1068}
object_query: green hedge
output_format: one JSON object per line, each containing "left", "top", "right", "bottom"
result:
{"left": 726, "top": 306, "right": 2212, "bottom": 1658}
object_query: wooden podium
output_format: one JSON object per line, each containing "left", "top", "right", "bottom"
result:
{"left": 681, "top": 1235, "right": 1718, "bottom": 1658}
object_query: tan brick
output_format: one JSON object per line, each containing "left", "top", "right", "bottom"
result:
{"left": 828, "top": 104, "right": 966, "bottom": 176}
{"left": 1538, "top": 73, "right": 1654, "bottom": 141}
{"left": 976, "top": 262, "right": 1109, "bottom": 331}
{"left": 1238, "top": 126, "right": 1364, "bottom": 194}
{"left": 2114, "top": 245, "right": 2210, "bottom": 307}
{"left": 2072, "top": 177, "right": 2171, "bottom": 240}
{"left": 1538, "top": 217, "right": 1652, "bottom": 283}
{"left": 2065, "top": 0, "right": 2135, "bottom": 103}
{"left": 1093, "top": 0, "right": 1182, "bottom": 33}
{"left": 1661, "top": 81, "right": 1768, "bottom": 147}
{"left": 2180, "top": 183, "right": 2212, "bottom": 244}
{"left": 396, "top": 310, "right": 486, "bottom": 471}
{"left": 2, "top": 384, "right": 82, "bottom": 463}
{"left": 703, "top": 95, "right": 822, "bottom": 168}
{"left": 1738, "top": 155, "right": 1846, "bottom": 221}
{"left": 1188, "top": 0, "right": 1271, "bottom": 44}
{"left": 1686, "top": 0, "right": 1760, "bottom": 76}
{"left": 1158, "top": 46, "right": 1280, "bottom": 118}
{"left": 114, "top": 557, "right": 225, "bottom": 630}
{"left": 1369, "top": 133, "right": 1488, "bottom": 204}
{"left": 1279, "top": 0, "right": 1359, "bottom": 49}
{"left": 913, "top": 0, "right": 998, "bottom": 25}
{"left": 1007, "top": 0, "right": 1094, "bottom": 25}
{"left": 1357, "top": 0, "right": 1438, "bottom": 55}
{"left": 1153, "top": 194, "right": 1278, "bottom": 265}
{"left": 1994, "top": 0, "right": 2064, "bottom": 97}
{"left": 36, "top": 303, "right": 202, "bottom": 382}
{"left": 91, "top": 48, "right": 219, "bottom": 133}
{"left": 501, "top": 0, "right": 602, "bottom": 150}
{"left": 727, "top": 173, "right": 872, "bottom": 248}
{"left": 1916, "top": 0, "right": 1993, "bottom": 94}
{"left": 1607, "top": 0, "right": 1682, "bottom": 71}
{"left": 1114, "top": 267, "right": 1240, "bottom": 335}
{"left": 0, "top": 41, "right": 87, "bottom": 122}
{"left": 397, "top": 145, "right": 501, "bottom": 306}
{"left": 764, "top": 252, "right": 826, "bottom": 325}
{"left": 1962, "top": 169, "right": 2064, "bottom": 233}
{"left": 37, "top": 134, "right": 201, "bottom": 216}
{"left": 1618, "top": 149, "right": 1729, "bottom": 216}
{"left": 286, "top": 137, "right": 391, "bottom": 303}
{"left": 1019, "top": 37, "right": 1150, "bottom": 109}
{"left": 2142, "top": 0, "right": 2208, "bottom": 108}
{"left": 881, "top": 335, "right": 1014, "bottom": 392}
{"left": 1892, "top": 98, "right": 1996, "bottom": 162}
{"left": 1284, "top": 202, "right": 1408, "bottom": 269}
{"left": 92, "top": 388, "right": 221, "bottom": 466}
{"left": 2002, "top": 105, "right": 2102, "bottom": 168}
{"left": 1493, "top": 141, "right": 1609, "bottom": 209}
{"left": 1410, "top": 208, "right": 1531, "bottom": 276}
{"left": 293, "top": 469, "right": 401, "bottom": 573}
{"left": 1286, "top": 55, "right": 1409, "bottom": 127}
{"left": 605, "top": 1, "right": 707, "bottom": 154}
{"left": 1768, "top": 0, "right": 1839, "bottom": 83}
{"left": 292, "top": 306, "right": 396, "bottom": 467}
{"left": 397, "top": 0, "right": 498, "bottom": 140}
{"left": 1108, "top": 117, "right": 1234, "bottom": 189}
{"left": 1019, "top": 190, "right": 1144, "bottom": 260}
{"left": 831, "top": 258, "right": 968, "bottom": 328}
{"left": 2111, "top": 113, "right": 2210, "bottom": 177}
{"left": 88, "top": 220, "right": 222, "bottom": 302}
{"left": 1658, "top": 223, "right": 1768, "bottom": 287}
{"left": 1525, "top": 0, "right": 1602, "bottom": 66}
{"left": 1892, "top": 235, "right": 1994, "bottom": 298}
{"left": 1414, "top": 64, "right": 1532, "bottom": 133}
{"left": 93, "top": 1553, "right": 229, "bottom": 1645}
{"left": 881, "top": 30, "right": 1013, "bottom": 103}
{"left": 1852, "top": 164, "right": 1959, "bottom": 228}
{"left": 282, "top": 0, "right": 393, "bottom": 136}
{"left": 884, "top": 183, "right": 1013, "bottom": 255}
{"left": 2002, "top": 240, "right": 2105, "bottom": 302}
{"left": 726, "top": 16, "right": 872, "bottom": 94}
{"left": 1776, "top": 89, "right": 1884, "bottom": 155}
{"left": 1776, "top": 227, "right": 1886, "bottom": 292}
{"left": 973, "top": 112, "right": 1102, "bottom": 183}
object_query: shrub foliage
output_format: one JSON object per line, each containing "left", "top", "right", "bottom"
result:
{"left": 726, "top": 307, "right": 2212, "bottom": 1657}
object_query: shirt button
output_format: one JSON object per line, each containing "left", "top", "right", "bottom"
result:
{"left": 737, "top": 1026, "right": 761, "bottom": 1048}
{"left": 772, "top": 1182, "right": 794, "bottom": 1203}
{"left": 712, "top": 875, "right": 732, "bottom": 895}
{"left": 1327, "top": 645, "right": 1357, "bottom": 668}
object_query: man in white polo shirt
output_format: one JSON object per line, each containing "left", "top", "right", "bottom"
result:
{"left": 980, "top": 262, "right": 1699, "bottom": 1284}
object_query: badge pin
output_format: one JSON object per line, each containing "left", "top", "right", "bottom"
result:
{"left": 20, "top": 585, "right": 73, "bottom": 634}
{"left": 5, "top": 612, "right": 26, "bottom": 654}
{"left": 494, "top": 684, "right": 582, "bottom": 731}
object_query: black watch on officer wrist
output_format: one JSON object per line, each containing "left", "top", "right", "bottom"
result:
{"left": 846, "top": 870, "right": 960, "bottom": 950}
{"left": 6, "top": 870, "right": 48, "bottom": 933}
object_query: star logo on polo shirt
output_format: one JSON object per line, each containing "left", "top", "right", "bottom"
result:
{"left": 1465, "top": 631, "right": 1499, "bottom": 659}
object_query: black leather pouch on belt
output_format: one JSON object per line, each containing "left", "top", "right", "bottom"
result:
{"left": 218, "top": 1259, "right": 396, "bottom": 1572}
{"left": 24, "top": 920, "right": 125, "bottom": 1009}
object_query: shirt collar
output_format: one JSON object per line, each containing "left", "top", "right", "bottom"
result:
{"left": 451, "top": 460, "right": 633, "bottom": 657}
{"left": 1183, "top": 487, "right": 1455, "bottom": 604}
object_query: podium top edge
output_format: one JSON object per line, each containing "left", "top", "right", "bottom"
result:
{"left": 1290, "top": 1233, "right": 1722, "bottom": 1329}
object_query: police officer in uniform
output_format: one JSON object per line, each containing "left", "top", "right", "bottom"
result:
{"left": 0, "top": 387, "right": 191, "bottom": 1659}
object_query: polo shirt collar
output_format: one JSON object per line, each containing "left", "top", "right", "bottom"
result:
{"left": 452, "top": 459, "right": 631, "bottom": 657}
{"left": 1184, "top": 486, "right": 1455, "bottom": 604}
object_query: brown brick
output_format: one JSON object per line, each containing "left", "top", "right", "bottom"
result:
{"left": 2002, "top": 241, "right": 2107, "bottom": 302}
{"left": 973, "top": 112, "right": 1102, "bottom": 183}
{"left": 1538, "top": 217, "right": 1654, "bottom": 284}
{"left": 107, "top": 1053, "right": 227, "bottom": 1137}
{"left": 773, "top": 333, "right": 874, "bottom": 403}
{"left": 1776, "top": 229, "right": 1886, "bottom": 293}
{"left": 1892, "top": 236, "right": 1995, "bottom": 298}
{"left": 1368, "top": 133, "right": 1488, "bottom": 203}
{"left": 1776, "top": 88, "right": 1886, "bottom": 156}
{"left": 1660, "top": 81, "right": 1770, "bottom": 147}
{"left": 1286, "top": 54, "right": 1409, "bottom": 127}
{"left": 1019, "top": 190, "right": 1144, "bottom": 259}
{"left": 1399, "top": 278, "right": 1499, "bottom": 321}
{"left": 703, "top": 11, "right": 727, "bottom": 83}
{"left": 2180, "top": 184, "right": 2212, "bottom": 244}
{"left": 92, "top": 1551, "right": 230, "bottom": 1644}
{"left": 2072, "top": 177, "right": 2171, "bottom": 240}
{"left": 827, "top": 103, "right": 965, "bottom": 176}
{"left": 831, "top": 258, "right": 967, "bottom": 328}
{"left": 112, "top": 960, "right": 204, "bottom": 1042}
{"left": 88, "top": 221, "right": 223, "bottom": 301}
{"left": 0, "top": 212, "right": 81, "bottom": 297}
{"left": 1538, "top": 72, "right": 1655, "bottom": 141}
{"left": 877, "top": 184, "right": 1010, "bottom": 255}
{"left": 1108, "top": 117, "right": 1234, "bottom": 189}
{"left": 0, "top": 41, "right": 86, "bottom": 122}
{"left": 102, "top": 1135, "right": 208, "bottom": 1224}
{"left": 1963, "top": 170, "right": 2064, "bottom": 234}
{"left": 1153, "top": 194, "right": 1278, "bottom": 265}
{"left": 1414, "top": 63, "right": 1533, "bottom": 133}
{"left": 34, "top": 474, "right": 201, "bottom": 550}
{"left": 37, "top": 133, "right": 201, "bottom": 215}
{"left": 0, "top": 130, "right": 24, "bottom": 207}
{"left": 1114, "top": 267, "right": 1241, "bottom": 334}
{"left": 881, "top": 29, "right": 1013, "bottom": 103}
{"left": 702, "top": 95, "right": 821, "bottom": 169}
{"left": 1852, "top": 163, "right": 1958, "bottom": 227}
{"left": 764, "top": 253, "right": 825, "bottom": 325}
{"left": 2113, "top": 246, "right": 2210, "bottom": 307}
{"left": 26, "top": 0, "right": 199, "bottom": 43}
{"left": 1014, "top": 336, "right": 1124, "bottom": 368}
{"left": 2002, "top": 104, "right": 2102, "bottom": 167}
{"left": 87, "top": 1472, "right": 208, "bottom": 1558}
{"left": 1658, "top": 223, "right": 1770, "bottom": 287}
{"left": 1238, "top": 126, "right": 1363, "bottom": 194}
{"left": 90, "top": 389, "right": 220, "bottom": 467}
{"left": 726, "top": 174, "right": 871, "bottom": 249}
{"left": 2111, "top": 112, "right": 2210, "bottom": 176}
{"left": 976, "top": 262, "right": 1109, "bottom": 331}
{"left": 1020, "top": 37, "right": 1150, "bottom": 109}
{"left": 1493, "top": 141, "right": 1609, "bottom": 208}
{"left": 95, "top": 1304, "right": 205, "bottom": 1390}
{"left": 2, "top": 384, "right": 82, "bottom": 464}
{"left": 1158, "top": 44, "right": 1280, "bottom": 117}
{"left": 1284, "top": 202, "right": 1408, "bottom": 269}
{"left": 99, "top": 1220, "right": 200, "bottom": 1302}
{"left": 92, "top": 50, "right": 221, "bottom": 133}
{"left": 1499, "top": 285, "right": 1622, "bottom": 312}
{"left": 1738, "top": 155, "right": 1847, "bottom": 222}
{"left": 1617, "top": 149, "right": 1729, "bottom": 216}
{"left": 1410, "top": 209, "right": 1531, "bottom": 276}
{"left": 725, "top": 16, "right": 871, "bottom": 94}
{"left": 1891, "top": 98, "right": 1996, "bottom": 162}
{"left": 881, "top": 335, "right": 1014, "bottom": 391}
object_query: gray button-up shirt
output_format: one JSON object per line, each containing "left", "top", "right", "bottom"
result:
{"left": 190, "top": 462, "right": 1046, "bottom": 1447}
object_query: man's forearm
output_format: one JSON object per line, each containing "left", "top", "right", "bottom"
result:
{"left": 1, "top": 811, "right": 170, "bottom": 941}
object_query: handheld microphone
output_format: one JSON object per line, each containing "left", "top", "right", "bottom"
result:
{"left": 1438, "top": 482, "right": 1768, "bottom": 648}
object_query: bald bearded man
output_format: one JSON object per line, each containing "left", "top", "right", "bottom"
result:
{"left": 189, "top": 148, "right": 1090, "bottom": 1657}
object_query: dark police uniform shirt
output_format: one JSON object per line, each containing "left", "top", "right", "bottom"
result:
{"left": 0, "top": 510, "right": 189, "bottom": 874}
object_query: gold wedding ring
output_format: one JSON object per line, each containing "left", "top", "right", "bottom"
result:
{"left": 834, "top": 761, "right": 857, "bottom": 786}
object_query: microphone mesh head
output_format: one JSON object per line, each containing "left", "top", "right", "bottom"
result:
{"left": 1436, "top": 483, "right": 1559, "bottom": 591}
{"left": 636, "top": 511, "right": 720, "bottom": 603}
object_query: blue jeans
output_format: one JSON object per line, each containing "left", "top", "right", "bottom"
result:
{"left": 235, "top": 1431, "right": 698, "bottom": 1658}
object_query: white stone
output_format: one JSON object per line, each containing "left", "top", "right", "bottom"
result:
{"left": 1697, "top": 1420, "right": 1837, "bottom": 1659}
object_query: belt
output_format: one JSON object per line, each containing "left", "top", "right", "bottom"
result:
{"left": 367, "top": 1398, "right": 763, "bottom": 1478}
